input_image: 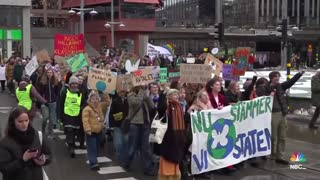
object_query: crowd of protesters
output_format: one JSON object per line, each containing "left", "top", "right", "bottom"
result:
{"left": 0, "top": 53, "right": 318, "bottom": 180}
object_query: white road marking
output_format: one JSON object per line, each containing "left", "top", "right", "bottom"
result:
{"left": 58, "top": 135, "right": 66, "bottom": 140}
{"left": 86, "top": 156, "right": 112, "bottom": 164}
{"left": 107, "top": 178, "right": 138, "bottom": 180}
{"left": 74, "top": 149, "right": 87, "bottom": 154}
{"left": 0, "top": 107, "right": 12, "bottom": 114}
{"left": 98, "top": 166, "right": 125, "bottom": 175}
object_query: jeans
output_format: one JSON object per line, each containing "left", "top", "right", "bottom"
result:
{"left": 41, "top": 102, "right": 57, "bottom": 136}
{"left": 309, "top": 107, "right": 320, "bottom": 127}
{"left": 124, "top": 124, "right": 153, "bottom": 172}
{"left": 65, "top": 127, "right": 84, "bottom": 147}
{"left": 271, "top": 112, "right": 288, "bottom": 160}
{"left": 113, "top": 127, "right": 127, "bottom": 162}
{"left": 6, "top": 80, "right": 14, "bottom": 94}
{"left": 86, "top": 133, "right": 102, "bottom": 167}
{"left": 0, "top": 80, "right": 5, "bottom": 91}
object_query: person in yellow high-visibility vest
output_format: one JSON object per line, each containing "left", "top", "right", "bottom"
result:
{"left": 57, "top": 76, "right": 85, "bottom": 158}
{"left": 16, "top": 75, "right": 47, "bottom": 120}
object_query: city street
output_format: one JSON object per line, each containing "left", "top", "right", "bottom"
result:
{"left": 0, "top": 92, "right": 320, "bottom": 180}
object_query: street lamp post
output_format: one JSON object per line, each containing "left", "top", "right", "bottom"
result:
{"left": 68, "top": 0, "right": 98, "bottom": 36}
{"left": 104, "top": 0, "right": 125, "bottom": 48}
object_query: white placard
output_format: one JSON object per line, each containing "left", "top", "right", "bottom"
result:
{"left": 25, "top": 56, "right": 39, "bottom": 76}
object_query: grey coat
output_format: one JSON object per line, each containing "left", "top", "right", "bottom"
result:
{"left": 311, "top": 73, "right": 320, "bottom": 107}
{"left": 127, "top": 89, "right": 155, "bottom": 125}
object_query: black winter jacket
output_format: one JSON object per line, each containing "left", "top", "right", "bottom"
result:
{"left": 0, "top": 132, "right": 52, "bottom": 180}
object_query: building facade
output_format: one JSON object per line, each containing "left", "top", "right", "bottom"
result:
{"left": 152, "top": 0, "right": 217, "bottom": 55}
{"left": 0, "top": 0, "right": 31, "bottom": 59}
{"left": 63, "top": 0, "right": 160, "bottom": 56}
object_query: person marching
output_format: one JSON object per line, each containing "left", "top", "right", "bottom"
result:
{"left": 57, "top": 76, "right": 85, "bottom": 158}
{"left": 16, "top": 75, "right": 47, "bottom": 121}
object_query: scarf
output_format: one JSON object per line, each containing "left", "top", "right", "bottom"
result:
{"left": 11, "top": 126, "right": 36, "bottom": 152}
{"left": 168, "top": 100, "right": 185, "bottom": 131}
{"left": 180, "top": 99, "right": 187, "bottom": 113}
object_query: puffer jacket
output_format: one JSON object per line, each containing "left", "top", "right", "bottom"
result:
{"left": 82, "top": 98, "right": 110, "bottom": 134}
{"left": 270, "top": 72, "right": 303, "bottom": 115}
{"left": 5, "top": 63, "right": 14, "bottom": 81}
{"left": 311, "top": 73, "right": 320, "bottom": 107}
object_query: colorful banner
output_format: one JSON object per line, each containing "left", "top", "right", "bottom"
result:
{"left": 180, "top": 64, "right": 212, "bottom": 84}
{"left": 223, "top": 64, "right": 240, "bottom": 81}
{"left": 191, "top": 96, "right": 273, "bottom": 174}
{"left": 87, "top": 68, "right": 117, "bottom": 94}
{"left": 131, "top": 67, "right": 156, "bottom": 87}
{"left": 54, "top": 34, "right": 85, "bottom": 56}
{"left": 159, "top": 67, "right": 168, "bottom": 83}
{"left": 233, "top": 47, "right": 250, "bottom": 76}
{"left": 25, "top": 56, "right": 39, "bottom": 76}
{"left": 66, "top": 53, "right": 88, "bottom": 73}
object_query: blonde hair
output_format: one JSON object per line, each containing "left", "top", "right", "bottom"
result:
{"left": 39, "top": 68, "right": 59, "bottom": 86}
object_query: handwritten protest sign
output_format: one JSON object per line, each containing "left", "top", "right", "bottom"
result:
{"left": 66, "top": 53, "right": 88, "bottom": 73}
{"left": 131, "top": 67, "right": 156, "bottom": 87}
{"left": 180, "top": 64, "right": 212, "bottom": 84}
{"left": 233, "top": 47, "right": 250, "bottom": 76}
{"left": 54, "top": 34, "right": 85, "bottom": 56}
{"left": 168, "top": 70, "right": 180, "bottom": 82}
{"left": 191, "top": 96, "right": 273, "bottom": 174}
{"left": 25, "top": 56, "right": 39, "bottom": 76}
{"left": 116, "top": 74, "right": 134, "bottom": 92}
{"left": 75, "top": 67, "right": 88, "bottom": 77}
{"left": 159, "top": 68, "right": 168, "bottom": 83}
{"left": 223, "top": 64, "right": 240, "bottom": 81}
{"left": 205, "top": 54, "right": 223, "bottom": 76}
{"left": 87, "top": 68, "right": 117, "bottom": 94}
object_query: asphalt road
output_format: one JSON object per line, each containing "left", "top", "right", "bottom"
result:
{"left": 0, "top": 92, "right": 320, "bottom": 180}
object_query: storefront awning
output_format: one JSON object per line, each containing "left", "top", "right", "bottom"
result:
{"left": 124, "top": 0, "right": 160, "bottom": 4}
{"left": 63, "top": 0, "right": 112, "bottom": 8}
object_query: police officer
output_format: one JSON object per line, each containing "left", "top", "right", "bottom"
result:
{"left": 16, "top": 75, "right": 47, "bottom": 120}
{"left": 58, "top": 76, "right": 85, "bottom": 158}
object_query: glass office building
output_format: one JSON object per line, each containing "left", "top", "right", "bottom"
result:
{"left": 0, "top": 2, "right": 31, "bottom": 59}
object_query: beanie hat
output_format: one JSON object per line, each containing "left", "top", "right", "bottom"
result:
{"left": 69, "top": 76, "right": 79, "bottom": 85}
{"left": 243, "top": 80, "right": 252, "bottom": 91}
{"left": 88, "top": 90, "right": 100, "bottom": 102}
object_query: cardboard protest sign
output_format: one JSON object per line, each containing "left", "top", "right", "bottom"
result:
{"left": 131, "top": 67, "right": 156, "bottom": 87}
{"left": 116, "top": 74, "right": 134, "bottom": 92}
{"left": 205, "top": 54, "right": 223, "bottom": 76}
{"left": 36, "top": 50, "right": 51, "bottom": 64}
{"left": 66, "top": 53, "right": 89, "bottom": 73}
{"left": 180, "top": 64, "right": 212, "bottom": 84}
{"left": 159, "top": 67, "right": 168, "bottom": 83}
{"left": 54, "top": 34, "right": 85, "bottom": 56}
{"left": 168, "top": 69, "right": 180, "bottom": 82}
{"left": 140, "top": 66, "right": 160, "bottom": 81}
{"left": 75, "top": 67, "right": 88, "bottom": 77}
{"left": 25, "top": 56, "right": 39, "bottom": 76}
{"left": 222, "top": 64, "right": 240, "bottom": 81}
{"left": 186, "top": 57, "right": 195, "bottom": 64}
{"left": 191, "top": 96, "right": 274, "bottom": 174}
{"left": 87, "top": 68, "right": 117, "bottom": 94}
{"left": 233, "top": 47, "right": 250, "bottom": 76}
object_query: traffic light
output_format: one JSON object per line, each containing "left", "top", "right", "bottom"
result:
{"left": 214, "top": 23, "right": 224, "bottom": 43}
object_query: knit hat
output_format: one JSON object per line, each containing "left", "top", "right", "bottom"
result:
{"left": 167, "top": 89, "right": 179, "bottom": 97}
{"left": 243, "top": 80, "right": 252, "bottom": 91}
{"left": 69, "top": 76, "right": 79, "bottom": 85}
{"left": 88, "top": 90, "right": 100, "bottom": 102}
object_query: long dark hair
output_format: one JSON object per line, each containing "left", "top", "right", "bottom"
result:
{"left": 205, "top": 77, "right": 220, "bottom": 93}
{"left": 6, "top": 106, "right": 29, "bottom": 137}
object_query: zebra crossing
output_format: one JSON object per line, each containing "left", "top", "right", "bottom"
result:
{"left": 53, "top": 129, "right": 140, "bottom": 180}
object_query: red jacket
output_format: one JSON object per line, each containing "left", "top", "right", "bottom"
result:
{"left": 249, "top": 55, "right": 255, "bottom": 64}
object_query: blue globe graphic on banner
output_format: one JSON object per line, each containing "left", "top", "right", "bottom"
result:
{"left": 96, "top": 81, "right": 107, "bottom": 92}
{"left": 207, "top": 118, "right": 236, "bottom": 159}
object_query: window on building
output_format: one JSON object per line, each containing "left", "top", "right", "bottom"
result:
{"left": 121, "top": 3, "right": 155, "bottom": 19}
{"left": 47, "top": 0, "right": 59, "bottom": 9}
{"left": 31, "top": 17, "right": 45, "bottom": 27}
{"left": 47, "top": 18, "right": 67, "bottom": 28}
{"left": 32, "top": 0, "right": 44, "bottom": 9}
{"left": 119, "top": 39, "right": 135, "bottom": 53}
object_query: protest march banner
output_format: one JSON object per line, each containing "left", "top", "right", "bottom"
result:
{"left": 205, "top": 54, "right": 223, "bottom": 76}
{"left": 159, "top": 67, "right": 168, "bottom": 83}
{"left": 190, "top": 96, "right": 273, "bottom": 174}
{"left": 54, "top": 34, "right": 85, "bottom": 56}
{"left": 66, "top": 53, "right": 89, "bottom": 73}
{"left": 116, "top": 74, "right": 133, "bottom": 92}
{"left": 147, "top": 43, "right": 173, "bottom": 62}
{"left": 223, "top": 64, "right": 240, "bottom": 81}
{"left": 87, "top": 68, "right": 117, "bottom": 94}
{"left": 25, "top": 56, "right": 39, "bottom": 76}
{"left": 233, "top": 47, "right": 250, "bottom": 76}
{"left": 131, "top": 67, "right": 156, "bottom": 87}
{"left": 180, "top": 64, "right": 212, "bottom": 84}
{"left": 168, "top": 69, "right": 180, "bottom": 82}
